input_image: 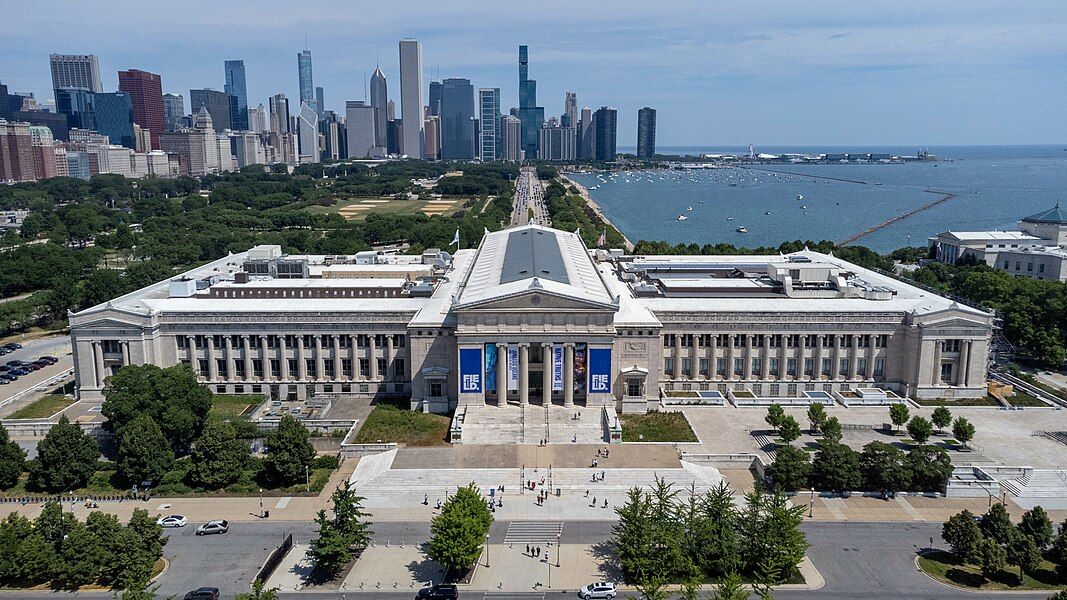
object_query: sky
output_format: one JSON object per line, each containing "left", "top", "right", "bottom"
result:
{"left": 3, "top": 1, "right": 1066, "bottom": 147}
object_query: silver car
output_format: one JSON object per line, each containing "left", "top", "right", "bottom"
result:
{"left": 578, "top": 582, "right": 617, "bottom": 599}
{"left": 195, "top": 519, "right": 229, "bottom": 535}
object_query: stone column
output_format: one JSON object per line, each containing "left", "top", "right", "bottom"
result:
{"left": 849, "top": 336, "right": 859, "bottom": 380}
{"left": 186, "top": 335, "right": 197, "bottom": 375}
{"left": 779, "top": 342, "right": 788, "bottom": 379}
{"left": 207, "top": 337, "right": 219, "bottom": 381}
{"left": 518, "top": 343, "right": 529, "bottom": 404}
{"left": 314, "top": 335, "right": 325, "bottom": 381}
{"left": 332, "top": 335, "right": 342, "bottom": 382}
{"left": 708, "top": 335, "right": 717, "bottom": 380}
{"left": 496, "top": 342, "right": 508, "bottom": 405}
{"left": 932, "top": 340, "right": 942, "bottom": 384}
{"left": 93, "top": 341, "right": 105, "bottom": 387}
{"left": 349, "top": 335, "right": 358, "bottom": 380}
{"left": 368, "top": 335, "right": 378, "bottom": 381}
{"left": 223, "top": 337, "right": 235, "bottom": 382}
{"left": 865, "top": 342, "right": 876, "bottom": 379}
{"left": 297, "top": 337, "right": 308, "bottom": 381}
{"left": 242, "top": 335, "right": 253, "bottom": 381}
{"left": 672, "top": 335, "right": 682, "bottom": 379}
{"left": 760, "top": 338, "right": 770, "bottom": 379}
{"left": 813, "top": 337, "right": 823, "bottom": 380}
{"left": 959, "top": 341, "right": 971, "bottom": 386}
{"left": 279, "top": 337, "right": 290, "bottom": 380}
{"left": 563, "top": 343, "right": 575, "bottom": 407}
{"left": 726, "top": 334, "right": 736, "bottom": 380}
{"left": 386, "top": 335, "right": 395, "bottom": 381}
{"left": 743, "top": 335, "right": 753, "bottom": 379}
{"left": 120, "top": 341, "right": 130, "bottom": 366}
{"left": 541, "top": 342, "right": 553, "bottom": 405}
{"left": 830, "top": 336, "right": 841, "bottom": 381}
{"left": 260, "top": 335, "right": 271, "bottom": 380}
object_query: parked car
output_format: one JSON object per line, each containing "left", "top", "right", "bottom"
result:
{"left": 0, "top": 348, "right": 10, "bottom": 356}
{"left": 1, "top": 373, "right": 17, "bottom": 382}
{"left": 4, "top": 343, "right": 22, "bottom": 350}
{"left": 24, "top": 363, "right": 41, "bottom": 371}
{"left": 195, "top": 520, "right": 229, "bottom": 535}
{"left": 156, "top": 515, "right": 188, "bottom": 528}
{"left": 182, "top": 588, "right": 219, "bottom": 600}
{"left": 9, "top": 369, "right": 28, "bottom": 376}
{"left": 6, "top": 360, "right": 23, "bottom": 367}
{"left": 0, "top": 366, "right": 10, "bottom": 372}
{"left": 39, "top": 356, "right": 59, "bottom": 364}
{"left": 416, "top": 584, "right": 459, "bottom": 599}
{"left": 578, "top": 582, "right": 617, "bottom": 599}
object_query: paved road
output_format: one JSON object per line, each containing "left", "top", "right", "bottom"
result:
{"left": 511, "top": 166, "right": 549, "bottom": 228}
{"left": 0, "top": 520, "right": 1054, "bottom": 599}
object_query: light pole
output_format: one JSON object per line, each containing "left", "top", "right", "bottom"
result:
{"left": 259, "top": 488, "right": 264, "bottom": 518}
{"left": 547, "top": 541, "right": 552, "bottom": 589}
{"left": 808, "top": 487, "right": 815, "bottom": 518}
{"left": 484, "top": 533, "right": 490, "bottom": 567}
{"left": 556, "top": 532, "right": 561, "bottom": 567}
{"left": 305, "top": 465, "right": 310, "bottom": 493}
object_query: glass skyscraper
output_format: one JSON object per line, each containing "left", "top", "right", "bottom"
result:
{"left": 440, "top": 78, "right": 474, "bottom": 160}
{"left": 637, "top": 107, "right": 656, "bottom": 158}
{"left": 297, "top": 50, "right": 315, "bottom": 114}
{"left": 516, "top": 45, "right": 545, "bottom": 159}
{"left": 92, "top": 92, "right": 136, "bottom": 148}
{"left": 224, "top": 60, "right": 248, "bottom": 130}
{"left": 478, "top": 88, "right": 500, "bottom": 161}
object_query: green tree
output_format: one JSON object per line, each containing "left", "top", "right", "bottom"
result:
{"left": 102, "top": 364, "right": 212, "bottom": 452}
{"left": 905, "top": 446, "right": 953, "bottom": 492}
{"left": 889, "top": 403, "right": 910, "bottom": 433}
{"left": 698, "top": 481, "right": 741, "bottom": 578}
{"left": 905, "top": 416, "right": 933, "bottom": 445}
{"left": 1007, "top": 535, "right": 1042, "bottom": 575}
{"left": 820, "top": 416, "right": 843, "bottom": 444}
{"left": 636, "top": 577, "right": 669, "bottom": 600}
{"left": 0, "top": 423, "right": 26, "bottom": 489}
{"left": 28, "top": 415, "right": 100, "bottom": 492}
{"left": 125, "top": 508, "right": 168, "bottom": 568}
{"left": 810, "top": 441, "right": 861, "bottom": 493}
{"left": 614, "top": 487, "right": 656, "bottom": 584}
{"left": 116, "top": 415, "right": 173, "bottom": 486}
{"left": 1051, "top": 520, "right": 1067, "bottom": 578}
{"left": 264, "top": 415, "right": 317, "bottom": 486}
{"left": 112, "top": 571, "right": 160, "bottom": 600}
{"left": 709, "top": 572, "right": 748, "bottom": 600}
{"left": 806, "top": 403, "right": 826, "bottom": 434}
{"left": 765, "top": 404, "right": 785, "bottom": 432}
{"left": 977, "top": 537, "right": 1007, "bottom": 581}
{"left": 190, "top": 420, "right": 250, "bottom": 489}
{"left": 981, "top": 503, "right": 1016, "bottom": 545}
{"left": 1018, "top": 506, "right": 1054, "bottom": 550}
{"left": 952, "top": 416, "right": 976, "bottom": 448}
{"left": 306, "top": 509, "right": 351, "bottom": 577}
{"left": 427, "top": 483, "right": 493, "bottom": 573}
{"left": 234, "top": 578, "right": 279, "bottom": 600}
{"left": 942, "top": 510, "right": 983, "bottom": 563}
{"left": 777, "top": 415, "right": 801, "bottom": 444}
{"left": 0, "top": 513, "right": 45, "bottom": 586}
{"left": 679, "top": 579, "right": 701, "bottom": 600}
{"left": 330, "top": 483, "right": 373, "bottom": 550}
{"left": 859, "top": 441, "right": 909, "bottom": 493}
{"left": 55, "top": 520, "right": 103, "bottom": 589}
{"left": 766, "top": 445, "right": 811, "bottom": 493}
{"left": 307, "top": 482, "right": 374, "bottom": 576}
{"left": 85, "top": 511, "right": 125, "bottom": 585}
{"left": 931, "top": 405, "right": 952, "bottom": 433}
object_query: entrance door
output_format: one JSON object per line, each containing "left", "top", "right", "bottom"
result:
{"left": 530, "top": 371, "right": 544, "bottom": 404}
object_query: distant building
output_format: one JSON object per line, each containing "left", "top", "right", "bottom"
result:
{"left": 162, "top": 93, "right": 186, "bottom": 131}
{"left": 563, "top": 92, "right": 578, "bottom": 128}
{"left": 49, "top": 54, "right": 102, "bottom": 108}
{"left": 92, "top": 92, "right": 136, "bottom": 149}
{"left": 578, "top": 106, "right": 593, "bottom": 159}
{"left": 298, "top": 50, "right": 316, "bottom": 114}
{"left": 930, "top": 206, "right": 1067, "bottom": 282}
{"left": 423, "top": 115, "right": 440, "bottom": 160}
{"left": 14, "top": 109, "right": 69, "bottom": 142}
{"left": 0, "top": 119, "right": 36, "bottom": 181}
{"left": 189, "top": 88, "right": 232, "bottom": 132}
{"left": 320, "top": 110, "right": 344, "bottom": 160}
{"left": 247, "top": 103, "right": 268, "bottom": 133}
{"left": 500, "top": 115, "right": 521, "bottom": 161}
{"left": 592, "top": 106, "right": 617, "bottom": 161}
{"left": 55, "top": 87, "right": 96, "bottom": 130}
{"left": 399, "top": 39, "right": 424, "bottom": 158}
{"left": 440, "top": 78, "right": 474, "bottom": 160}
{"left": 230, "top": 130, "right": 264, "bottom": 167}
{"left": 297, "top": 101, "right": 318, "bottom": 163}
{"left": 386, "top": 118, "right": 401, "bottom": 156}
{"left": 224, "top": 60, "right": 248, "bottom": 130}
{"left": 370, "top": 67, "right": 388, "bottom": 148}
{"left": 637, "top": 107, "right": 656, "bottom": 158}
{"left": 133, "top": 123, "right": 152, "bottom": 153}
{"left": 161, "top": 106, "right": 230, "bottom": 176}
{"left": 428, "top": 80, "right": 442, "bottom": 117}
{"left": 478, "top": 88, "right": 500, "bottom": 162}
{"left": 516, "top": 45, "right": 545, "bottom": 159}
{"left": 538, "top": 117, "right": 576, "bottom": 161}
{"left": 269, "top": 94, "right": 290, "bottom": 134}
{"left": 118, "top": 69, "right": 165, "bottom": 149}
{"left": 27, "top": 126, "right": 58, "bottom": 180}
{"left": 345, "top": 101, "right": 376, "bottom": 159}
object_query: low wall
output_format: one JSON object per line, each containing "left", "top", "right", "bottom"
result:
{"left": 340, "top": 442, "right": 398, "bottom": 460}
{"left": 681, "top": 452, "right": 767, "bottom": 480}
{"left": 1, "top": 419, "right": 110, "bottom": 440}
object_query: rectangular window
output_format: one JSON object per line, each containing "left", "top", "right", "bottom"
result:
{"left": 838, "top": 358, "right": 849, "bottom": 376}
{"left": 377, "top": 358, "right": 387, "bottom": 377}
{"left": 751, "top": 357, "right": 762, "bottom": 376}
{"left": 1027, "top": 262, "right": 1033, "bottom": 272}
{"left": 733, "top": 357, "right": 744, "bottom": 376}
{"left": 857, "top": 357, "right": 868, "bottom": 377}
{"left": 197, "top": 359, "right": 208, "bottom": 374}
{"left": 627, "top": 379, "right": 642, "bottom": 397}
{"left": 698, "top": 357, "right": 709, "bottom": 376}
{"left": 394, "top": 358, "right": 406, "bottom": 377}
{"left": 821, "top": 357, "right": 832, "bottom": 376}
{"left": 270, "top": 359, "right": 280, "bottom": 376}
{"left": 287, "top": 358, "right": 298, "bottom": 376}
{"left": 803, "top": 358, "right": 814, "bottom": 376}
{"left": 342, "top": 359, "right": 353, "bottom": 377}
{"left": 252, "top": 360, "right": 263, "bottom": 377}
{"left": 874, "top": 357, "right": 885, "bottom": 377}
{"left": 306, "top": 359, "right": 316, "bottom": 378}
{"left": 787, "top": 357, "right": 798, "bottom": 376}
{"left": 1039, "top": 264, "right": 1046, "bottom": 273}
{"left": 324, "top": 362, "right": 335, "bottom": 378}
{"left": 664, "top": 357, "right": 675, "bottom": 375}
{"left": 681, "top": 357, "right": 692, "bottom": 377}
{"left": 769, "top": 357, "right": 780, "bottom": 375}
{"left": 940, "top": 362, "right": 954, "bottom": 383}
{"left": 176, "top": 337, "right": 187, "bottom": 349}
{"left": 429, "top": 380, "right": 443, "bottom": 397}
{"left": 359, "top": 358, "right": 370, "bottom": 377}
{"left": 216, "top": 359, "right": 226, "bottom": 377}
{"left": 716, "top": 357, "right": 727, "bottom": 376}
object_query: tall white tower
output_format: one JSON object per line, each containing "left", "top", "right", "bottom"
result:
{"left": 398, "top": 39, "right": 425, "bottom": 158}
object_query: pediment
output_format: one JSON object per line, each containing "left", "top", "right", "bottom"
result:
{"left": 915, "top": 307, "right": 991, "bottom": 329}
{"left": 456, "top": 289, "right": 616, "bottom": 312}
{"left": 70, "top": 306, "right": 151, "bottom": 329}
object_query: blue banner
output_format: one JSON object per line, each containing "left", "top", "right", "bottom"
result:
{"left": 459, "top": 347, "right": 482, "bottom": 394}
{"left": 484, "top": 343, "right": 497, "bottom": 393}
{"left": 588, "top": 348, "right": 611, "bottom": 394}
{"left": 552, "top": 345, "right": 564, "bottom": 391}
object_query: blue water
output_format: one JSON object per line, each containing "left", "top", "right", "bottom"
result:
{"left": 571, "top": 146, "right": 1067, "bottom": 252}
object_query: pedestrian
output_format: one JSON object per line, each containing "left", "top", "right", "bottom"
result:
{"left": 603, "top": 499, "right": 608, "bottom": 508}
{"left": 526, "top": 544, "right": 530, "bottom": 555}
{"left": 592, "top": 496, "right": 596, "bottom": 506}
{"left": 585, "top": 489, "right": 589, "bottom": 497}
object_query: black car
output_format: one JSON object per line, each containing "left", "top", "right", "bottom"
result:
{"left": 417, "top": 584, "right": 459, "bottom": 599}
{"left": 4, "top": 343, "right": 21, "bottom": 350}
{"left": 6, "top": 360, "right": 22, "bottom": 367}
{"left": 183, "top": 588, "right": 219, "bottom": 600}
{"left": 9, "top": 369, "right": 28, "bottom": 376}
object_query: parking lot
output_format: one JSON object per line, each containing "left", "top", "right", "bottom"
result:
{"left": 0, "top": 335, "right": 74, "bottom": 418}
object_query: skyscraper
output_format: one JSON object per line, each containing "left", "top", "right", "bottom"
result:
{"left": 269, "top": 94, "right": 290, "bottom": 133}
{"left": 315, "top": 86, "right": 325, "bottom": 116}
{"left": 516, "top": 45, "right": 545, "bottom": 159}
{"left": 538, "top": 117, "right": 576, "bottom": 161}
{"left": 637, "top": 107, "right": 656, "bottom": 159}
{"left": 297, "top": 101, "right": 318, "bottom": 163}
{"left": 428, "top": 80, "right": 442, "bottom": 117}
{"left": 578, "top": 106, "right": 593, "bottom": 159}
{"left": 439, "top": 78, "right": 474, "bottom": 160}
{"left": 118, "top": 69, "right": 165, "bottom": 149}
{"left": 92, "top": 91, "right": 136, "bottom": 148}
{"left": 500, "top": 115, "right": 522, "bottom": 161}
{"left": 162, "top": 93, "right": 185, "bottom": 131}
{"left": 564, "top": 92, "right": 577, "bottom": 127}
{"left": 478, "top": 88, "right": 500, "bottom": 162}
{"left": 398, "top": 39, "right": 424, "bottom": 158}
{"left": 247, "top": 103, "right": 268, "bottom": 133}
{"left": 592, "top": 106, "right": 617, "bottom": 161}
{"left": 345, "top": 101, "right": 376, "bottom": 159}
{"left": 369, "top": 67, "right": 388, "bottom": 148}
{"left": 224, "top": 60, "right": 248, "bottom": 130}
{"left": 49, "top": 54, "right": 102, "bottom": 107}
{"left": 297, "top": 50, "right": 315, "bottom": 114}
{"left": 55, "top": 88, "right": 96, "bottom": 130}
{"left": 423, "top": 115, "right": 440, "bottom": 160}
{"left": 189, "top": 88, "right": 231, "bottom": 132}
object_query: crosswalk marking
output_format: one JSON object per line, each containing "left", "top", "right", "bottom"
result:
{"left": 503, "top": 521, "right": 563, "bottom": 544}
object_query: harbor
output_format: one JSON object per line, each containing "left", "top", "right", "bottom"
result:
{"left": 562, "top": 175, "right": 635, "bottom": 251}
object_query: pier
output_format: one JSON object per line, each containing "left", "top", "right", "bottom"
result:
{"left": 837, "top": 190, "right": 957, "bottom": 247}
{"left": 737, "top": 165, "right": 870, "bottom": 185}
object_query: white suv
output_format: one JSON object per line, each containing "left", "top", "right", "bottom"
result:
{"left": 579, "top": 582, "right": 617, "bottom": 599}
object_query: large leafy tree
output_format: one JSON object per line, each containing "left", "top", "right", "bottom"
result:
{"left": 28, "top": 415, "right": 100, "bottom": 492}
{"left": 931, "top": 405, "right": 952, "bottom": 432}
{"left": 952, "top": 417, "right": 976, "bottom": 448}
{"left": 764, "top": 405, "right": 785, "bottom": 433}
{"left": 190, "top": 420, "right": 250, "bottom": 489}
{"left": 263, "top": 415, "right": 317, "bottom": 486}
{"left": 1051, "top": 519, "right": 1067, "bottom": 578}
{"left": 428, "top": 483, "right": 493, "bottom": 573}
{"left": 116, "top": 415, "right": 173, "bottom": 486}
{"left": 1018, "top": 506, "right": 1054, "bottom": 550}
{"left": 859, "top": 441, "right": 909, "bottom": 493}
{"left": 905, "top": 446, "right": 953, "bottom": 492}
{"left": 980, "top": 503, "right": 1016, "bottom": 545}
{"left": 0, "top": 423, "right": 26, "bottom": 489}
{"left": 1007, "top": 535, "right": 1042, "bottom": 575}
{"left": 906, "top": 416, "right": 934, "bottom": 445}
{"left": 888, "top": 403, "right": 910, "bottom": 433}
{"left": 102, "top": 364, "right": 212, "bottom": 452}
{"left": 806, "top": 403, "right": 826, "bottom": 433}
{"left": 614, "top": 487, "right": 656, "bottom": 584}
{"left": 307, "top": 483, "right": 375, "bottom": 577}
{"left": 766, "top": 445, "right": 811, "bottom": 493}
{"left": 942, "top": 510, "right": 983, "bottom": 563}
{"left": 976, "top": 537, "right": 1006, "bottom": 581}
{"left": 820, "top": 416, "right": 843, "bottom": 444}
{"left": 810, "top": 441, "right": 861, "bottom": 493}
{"left": 777, "top": 415, "right": 801, "bottom": 445}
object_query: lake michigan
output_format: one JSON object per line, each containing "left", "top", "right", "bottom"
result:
{"left": 566, "top": 145, "right": 1067, "bottom": 253}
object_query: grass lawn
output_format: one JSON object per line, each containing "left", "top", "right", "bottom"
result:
{"left": 7, "top": 394, "right": 75, "bottom": 419}
{"left": 918, "top": 550, "right": 1065, "bottom": 591}
{"left": 912, "top": 396, "right": 1001, "bottom": 407}
{"left": 305, "top": 196, "right": 462, "bottom": 221}
{"left": 353, "top": 404, "right": 450, "bottom": 446}
{"left": 209, "top": 394, "right": 262, "bottom": 419}
{"left": 1006, "top": 392, "right": 1051, "bottom": 407}
{"left": 620, "top": 411, "right": 698, "bottom": 443}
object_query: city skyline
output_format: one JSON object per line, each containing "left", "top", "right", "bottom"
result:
{"left": 2, "top": 1, "right": 1065, "bottom": 146}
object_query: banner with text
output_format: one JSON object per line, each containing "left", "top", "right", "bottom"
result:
{"left": 507, "top": 346, "right": 519, "bottom": 391}
{"left": 552, "top": 345, "right": 564, "bottom": 391}
{"left": 484, "top": 343, "right": 497, "bottom": 393}
{"left": 459, "top": 347, "right": 483, "bottom": 394}
{"left": 588, "top": 348, "right": 612, "bottom": 394}
{"left": 573, "top": 343, "right": 587, "bottom": 394}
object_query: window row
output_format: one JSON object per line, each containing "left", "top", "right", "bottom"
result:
{"left": 664, "top": 356, "right": 885, "bottom": 379}
{"left": 187, "top": 357, "right": 406, "bottom": 380}
{"left": 662, "top": 333, "right": 889, "bottom": 349}
{"left": 176, "top": 333, "right": 406, "bottom": 350}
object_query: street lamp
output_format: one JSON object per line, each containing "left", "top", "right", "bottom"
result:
{"left": 547, "top": 541, "right": 553, "bottom": 589}
{"left": 305, "top": 465, "right": 310, "bottom": 493}
{"left": 556, "top": 532, "right": 561, "bottom": 567}
{"left": 484, "top": 533, "right": 490, "bottom": 567}
{"left": 259, "top": 488, "right": 264, "bottom": 518}
{"left": 808, "top": 487, "right": 815, "bottom": 518}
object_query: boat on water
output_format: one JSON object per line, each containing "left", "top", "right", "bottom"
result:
{"left": 796, "top": 194, "right": 804, "bottom": 200}
{"left": 736, "top": 226, "right": 748, "bottom": 233}
{"left": 799, "top": 205, "right": 807, "bottom": 209}
{"left": 765, "top": 211, "right": 772, "bottom": 215}
{"left": 729, "top": 183, "right": 739, "bottom": 187}
{"left": 677, "top": 215, "right": 688, "bottom": 221}
{"left": 726, "top": 217, "right": 734, "bottom": 221}
{"left": 686, "top": 206, "right": 693, "bottom": 211}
